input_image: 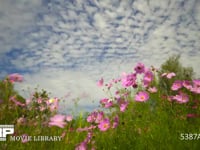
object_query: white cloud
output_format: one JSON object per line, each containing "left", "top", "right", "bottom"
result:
{"left": 0, "top": 0, "right": 45, "bottom": 53}
{"left": 194, "top": 0, "right": 200, "bottom": 26}
{"left": 93, "top": 12, "right": 108, "bottom": 30}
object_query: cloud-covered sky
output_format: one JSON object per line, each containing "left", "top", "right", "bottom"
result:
{"left": 0, "top": 0, "right": 200, "bottom": 113}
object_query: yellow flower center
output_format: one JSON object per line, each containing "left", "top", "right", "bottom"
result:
{"left": 140, "top": 96, "right": 145, "bottom": 100}
{"left": 49, "top": 98, "right": 55, "bottom": 103}
{"left": 103, "top": 123, "right": 109, "bottom": 129}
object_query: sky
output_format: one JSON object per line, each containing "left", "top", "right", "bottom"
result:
{"left": 0, "top": 0, "right": 200, "bottom": 114}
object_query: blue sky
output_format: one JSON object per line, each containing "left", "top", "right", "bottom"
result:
{"left": 0, "top": 0, "right": 200, "bottom": 113}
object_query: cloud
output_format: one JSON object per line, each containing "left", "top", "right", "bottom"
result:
{"left": 93, "top": 13, "right": 107, "bottom": 29}
{"left": 0, "top": 0, "right": 46, "bottom": 53}
{"left": 193, "top": 0, "right": 200, "bottom": 26}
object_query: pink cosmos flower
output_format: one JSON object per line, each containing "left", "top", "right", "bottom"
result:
{"left": 119, "top": 100, "right": 129, "bottom": 112}
{"left": 148, "top": 87, "right": 157, "bottom": 93}
{"left": 121, "top": 72, "right": 137, "bottom": 87}
{"left": 39, "top": 106, "right": 46, "bottom": 111}
{"left": 134, "top": 63, "right": 145, "bottom": 74}
{"left": 104, "top": 101, "right": 113, "bottom": 108}
{"left": 135, "top": 91, "right": 149, "bottom": 102}
{"left": 143, "top": 79, "right": 150, "bottom": 88}
{"left": 47, "top": 98, "right": 59, "bottom": 111}
{"left": 187, "top": 114, "right": 197, "bottom": 118}
{"left": 37, "top": 98, "right": 43, "bottom": 104}
{"left": 75, "top": 142, "right": 87, "bottom": 150}
{"left": 87, "top": 111, "right": 104, "bottom": 123}
{"left": 21, "top": 134, "right": 29, "bottom": 143}
{"left": 66, "top": 115, "right": 73, "bottom": 122}
{"left": 7, "top": 73, "right": 23, "bottom": 83}
{"left": 97, "top": 78, "right": 104, "bottom": 87}
{"left": 86, "top": 115, "right": 93, "bottom": 123}
{"left": 190, "top": 86, "right": 200, "bottom": 94}
{"left": 193, "top": 79, "right": 200, "bottom": 86}
{"left": 190, "top": 79, "right": 200, "bottom": 94}
{"left": 17, "top": 117, "right": 27, "bottom": 125}
{"left": 10, "top": 96, "right": 26, "bottom": 107}
{"left": 166, "top": 72, "right": 176, "bottom": 79}
{"left": 98, "top": 118, "right": 110, "bottom": 131}
{"left": 182, "top": 80, "right": 192, "bottom": 90}
{"left": 112, "top": 115, "right": 119, "bottom": 129}
{"left": 161, "top": 73, "right": 167, "bottom": 77}
{"left": 161, "top": 72, "right": 176, "bottom": 79}
{"left": 100, "top": 98, "right": 113, "bottom": 108}
{"left": 143, "top": 70, "right": 154, "bottom": 88}
{"left": 171, "top": 80, "right": 182, "bottom": 91}
{"left": 49, "top": 114, "right": 66, "bottom": 128}
{"left": 26, "top": 98, "right": 31, "bottom": 105}
{"left": 172, "top": 92, "right": 189, "bottom": 103}
{"left": 143, "top": 70, "right": 154, "bottom": 82}
{"left": 95, "top": 111, "right": 104, "bottom": 123}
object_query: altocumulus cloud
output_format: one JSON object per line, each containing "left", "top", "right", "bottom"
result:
{"left": 0, "top": 0, "right": 200, "bottom": 113}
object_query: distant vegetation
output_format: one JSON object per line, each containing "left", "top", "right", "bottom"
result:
{"left": 158, "top": 55, "right": 194, "bottom": 95}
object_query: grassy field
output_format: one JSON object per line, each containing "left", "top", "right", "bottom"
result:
{"left": 0, "top": 55, "right": 200, "bottom": 150}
